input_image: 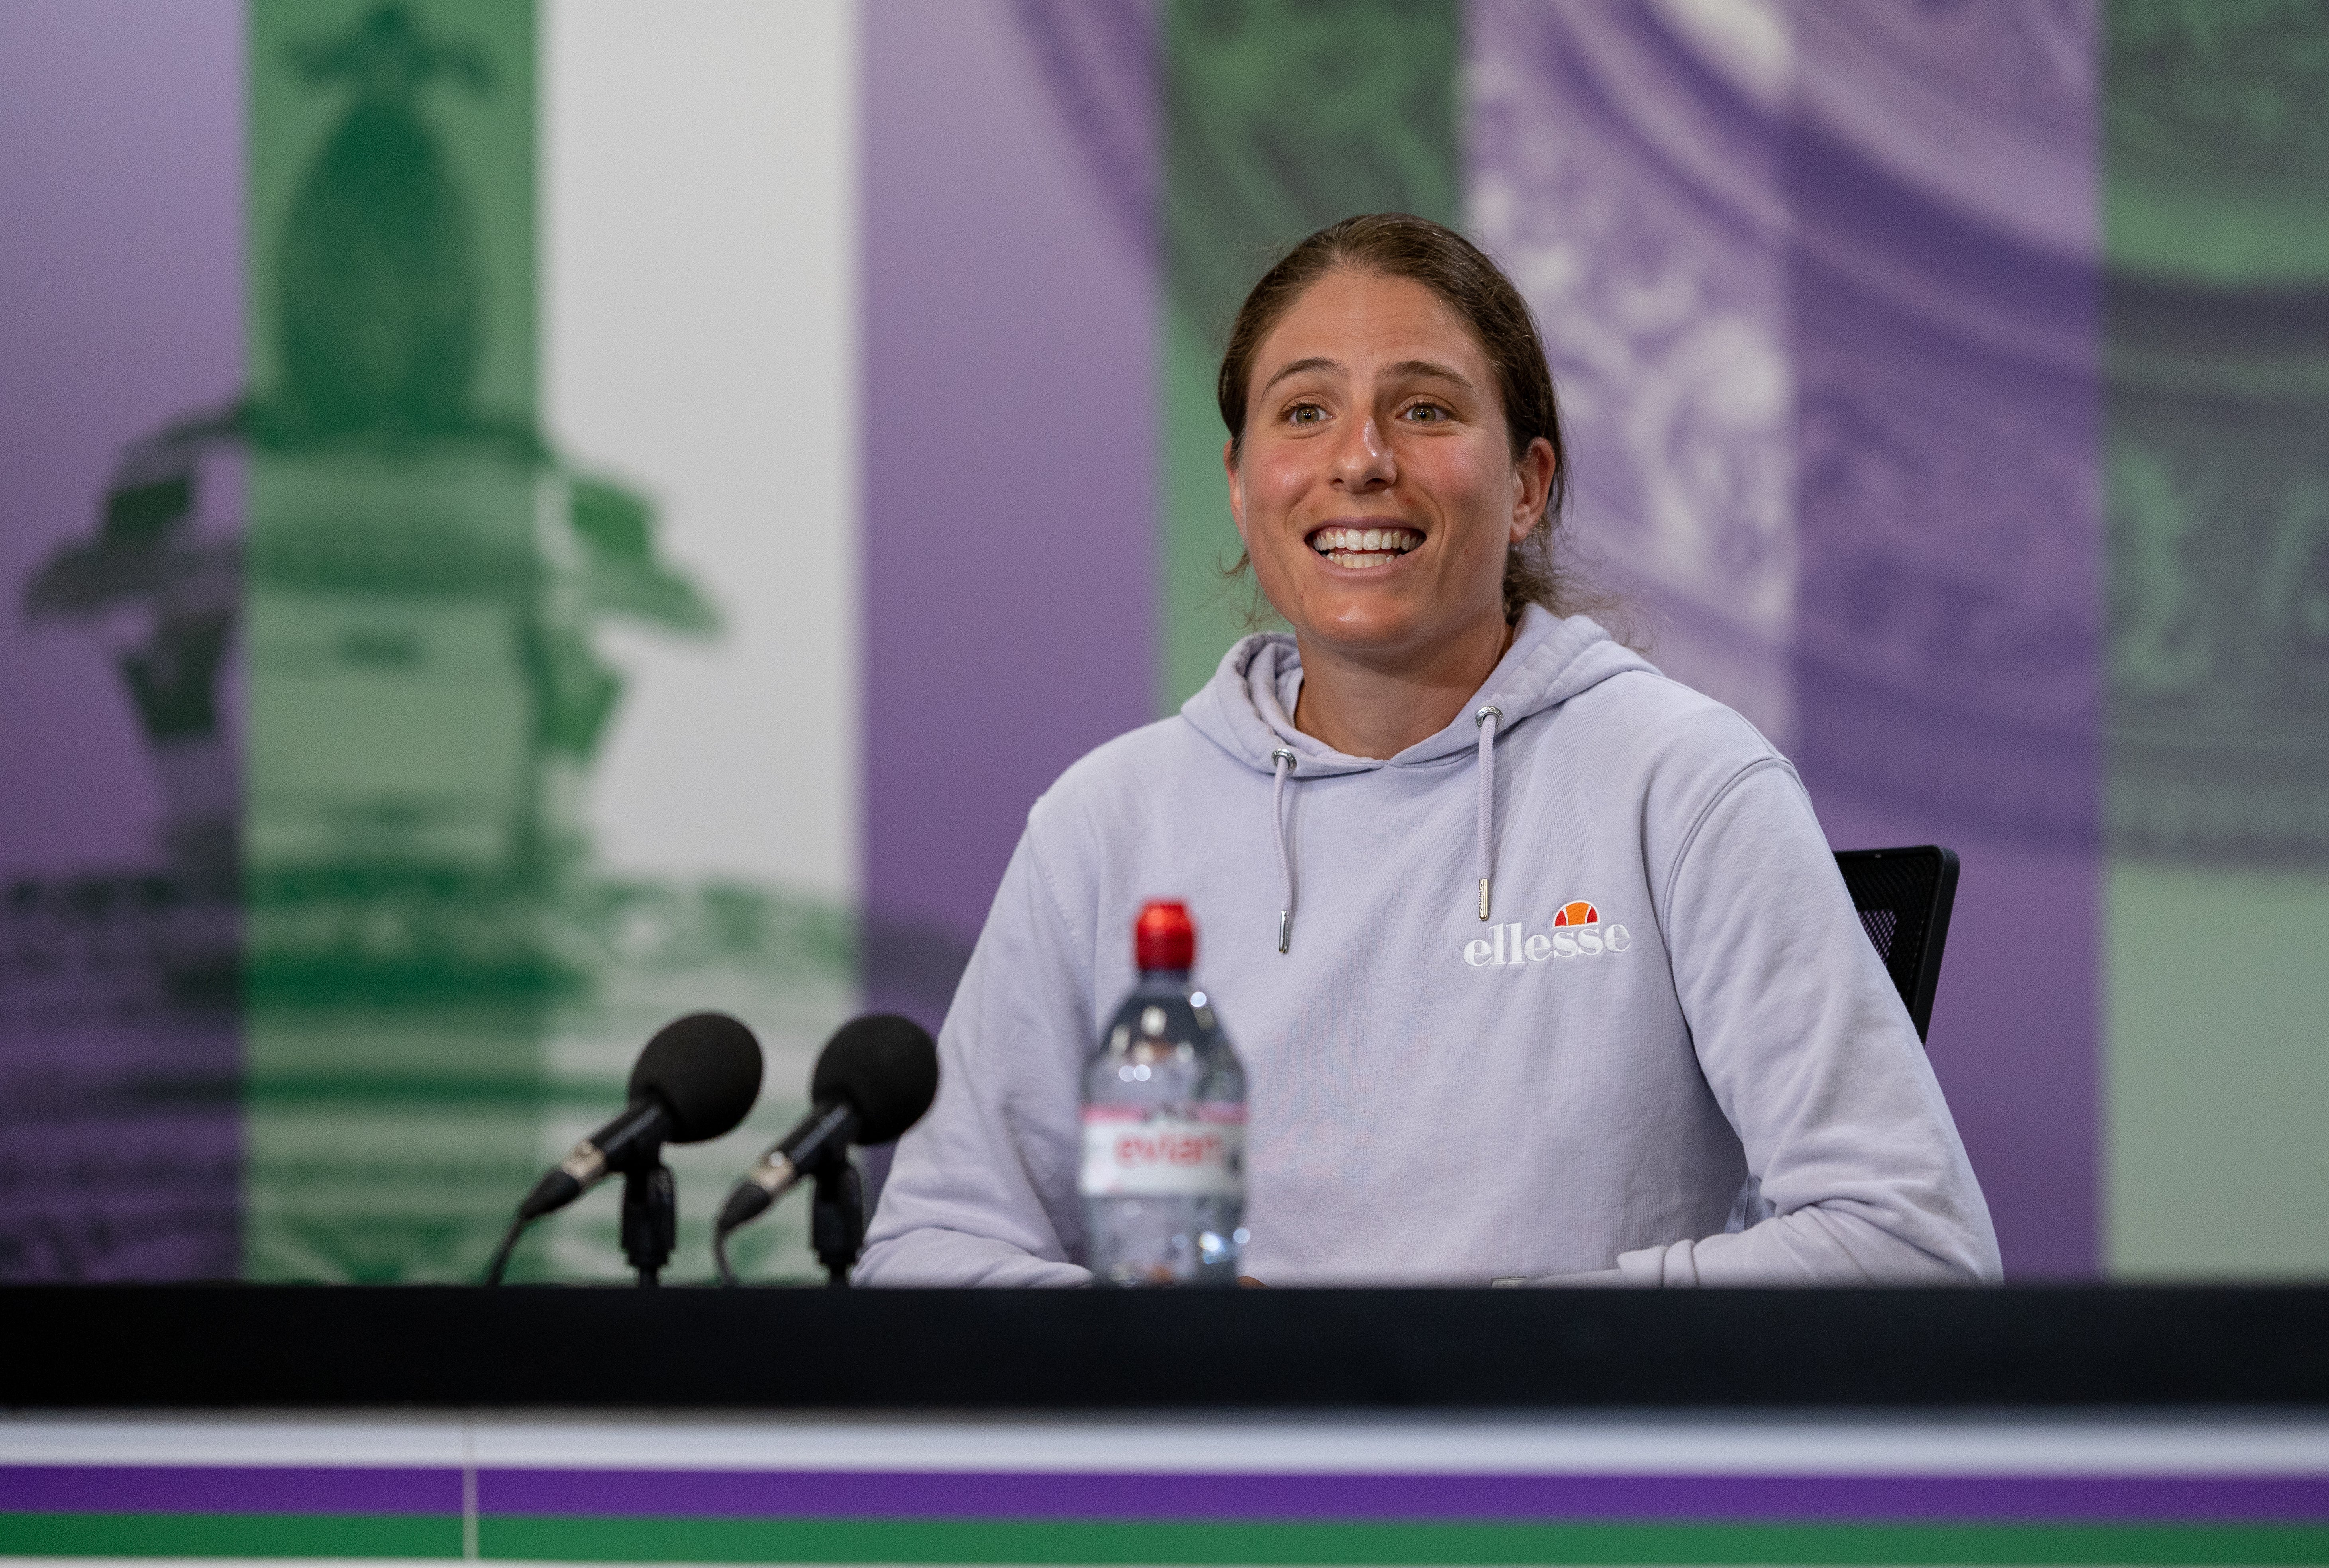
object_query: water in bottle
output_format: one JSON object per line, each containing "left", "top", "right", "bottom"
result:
{"left": 1080, "top": 900, "right": 1248, "bottom": 1286}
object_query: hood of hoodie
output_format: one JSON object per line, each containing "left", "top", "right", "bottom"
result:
{"left": 1182, "top": 604, "right": 1654, "bottom": 777}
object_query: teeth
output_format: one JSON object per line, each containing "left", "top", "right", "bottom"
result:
{"left": 1311, "top": 527, "right": 1420, "bottom": 561}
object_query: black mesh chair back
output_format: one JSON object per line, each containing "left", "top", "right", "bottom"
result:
{"left": 1833, "top": 845, "right": 1960, "bottom": 1043}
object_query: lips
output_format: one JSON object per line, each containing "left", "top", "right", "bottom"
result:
{"left": 1307, "top": 525, "right": 1422, "bottom": 570}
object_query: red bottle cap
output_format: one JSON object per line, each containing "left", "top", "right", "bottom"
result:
{"left": 1134, "top": 900, "right": 1196, "bottom": 972}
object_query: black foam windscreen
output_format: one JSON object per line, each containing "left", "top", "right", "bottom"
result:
{"left": 630, "top": 1012, "right": 764, "bottom": 1143}
{"left": 810, "top": 1014, "right": 939, "bottom": 1145}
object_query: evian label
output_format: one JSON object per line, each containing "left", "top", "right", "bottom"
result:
{"left": 1079, "top": 1104, "right": 1246, "bottom": 1197}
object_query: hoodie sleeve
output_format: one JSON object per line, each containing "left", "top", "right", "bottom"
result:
{"left": 854, "top": 828, "right": 1096, "bottom": 1287}
{"left": 1615, "top": 759, "right": 2003, "bottom": 1286}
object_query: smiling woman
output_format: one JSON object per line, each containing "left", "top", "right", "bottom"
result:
{"left": 857, "top": 214, "right": 2001, "bottom": 1289}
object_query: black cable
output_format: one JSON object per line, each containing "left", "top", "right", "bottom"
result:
{"left": 712, "top": 1223, "right": 740, "bottom": 1288}
{"left": 482, "top": 1213, "right": 527, "bottom": 1286}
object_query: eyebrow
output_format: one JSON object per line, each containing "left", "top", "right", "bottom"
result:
{"left": 1386, "top": 359, "right": 1478, "bottom": 393}
{"left": 1259, "top": 356, "right": 1337, "bottom": 396}
{"left": 1258, "top": 356, "right": 1479, "bottom": 398}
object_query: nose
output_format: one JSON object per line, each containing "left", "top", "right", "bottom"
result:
{"left": 1332, "top": 415, "right": 1396, "bottom": 491}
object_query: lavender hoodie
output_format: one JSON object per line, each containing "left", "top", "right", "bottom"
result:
{"left": 857, "top": 608, "right": 2001, "bottom": 1286}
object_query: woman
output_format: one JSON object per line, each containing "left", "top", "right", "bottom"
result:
{"left": 857, "top": 215, "right": 1999, "bottom": 1286}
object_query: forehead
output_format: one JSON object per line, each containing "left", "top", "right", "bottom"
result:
{"left": 1254, "top": 269, "right": 1490, "bottom": 382}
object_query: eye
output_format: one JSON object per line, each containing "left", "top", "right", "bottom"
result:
{"left": 1284, "top": 402, "right": 1327, "bottom": 426}
{"left": 1401, "top": 401, "right": 1451, "bottom": 423}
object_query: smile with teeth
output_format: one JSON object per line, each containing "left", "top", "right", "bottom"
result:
{"left": 1310, "top": 525, "right": 1423, "bottom": 569}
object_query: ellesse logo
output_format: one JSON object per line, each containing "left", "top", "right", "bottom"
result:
{"left": 1462, "top": 898, "right": 1632, "bottom": 968}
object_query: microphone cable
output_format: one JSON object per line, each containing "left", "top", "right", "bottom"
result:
{"left": 483, "top": 1214, "right": 527, "bottom": 1287}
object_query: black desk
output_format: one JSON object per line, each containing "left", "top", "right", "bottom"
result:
{"left": 2, "top": 1287, "right": 2325, "bottom": 1564}
{"left": 5, "top": 1283, "right": 2327, "bottom": 1408}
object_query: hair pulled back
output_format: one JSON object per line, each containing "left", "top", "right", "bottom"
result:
{"left": 1218, "top": 213, "right": 1577, "bottom": 623}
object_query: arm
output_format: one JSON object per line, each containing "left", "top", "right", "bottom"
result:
{"left": 1618, "top": 761, "right": 2003, "bottom": 1286}
{"left": 854, "top": 830, "right": 1095, "bottom": 1287}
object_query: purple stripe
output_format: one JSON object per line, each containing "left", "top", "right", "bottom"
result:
{"left": 0, "top": 0, "right": 245, "bottom": 1282}
{"left": 0, "top": 0, "right": 245, "bottom": 877}
{"left": 860, "top": 0, "right": 1157, "bottom": 1029}
{"left": 0, "top": 1466, "right": 460, "bottom": 1516}
{"left": 477, "top": 1469, "right": 2329, "bottom": 1523}
{"left": 1785, "top": 8, "right": 2103, "bottom": 1278}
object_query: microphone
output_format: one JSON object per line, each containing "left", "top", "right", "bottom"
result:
{"left": 714, "top": 1014, "right": 938, "bottom": 1265}
{"left": 485, "top": 1013, "right": 763, "bottom": 1284}
{"left": 520, "top": 1011, "right": 765, "bottom": 1218}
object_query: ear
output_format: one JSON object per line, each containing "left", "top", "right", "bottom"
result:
{"left": 1510, "top": 436, "right": 1557, "bottom": 544}
{"left": 1224, "top": 439, "right": 1248, "bottom": 546}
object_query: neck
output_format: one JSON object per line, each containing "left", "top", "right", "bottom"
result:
{"left": 1291, "top": 613, "right": 1515, "bottom": 760}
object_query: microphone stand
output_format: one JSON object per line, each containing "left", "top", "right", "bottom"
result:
{"left": 808, "top": 1157, "right": 863, "bottom": 1289}
{"left": 618, "top": 1156, "right": 677, "bottom": 1288}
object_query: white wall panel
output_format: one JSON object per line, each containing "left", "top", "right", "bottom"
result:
{"left": 543, "top": 0, "right": 858, "bottom": 898}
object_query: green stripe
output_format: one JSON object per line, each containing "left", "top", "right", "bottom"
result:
{"left": 479, "top": 1516, "right": 2329, "bottom": 1566}
{"left": 1158, "top": 0, "right": 1464, "bottom": 713}
{"left": 0, "top": 1511, "right": 460, "bottom": 1557}
{"left": 10, "top": 1513, "right": 2323, "bottom": 1565}
{"left": 241, "top": 0, "right": 551, "bottom": 1285}
{"left": 2101, "top": 2, "right": 2329, "bottom": 1276}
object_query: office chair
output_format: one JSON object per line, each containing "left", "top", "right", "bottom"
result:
{"left": 1833, "top": 845, "right": 1960, "bottom": 1043}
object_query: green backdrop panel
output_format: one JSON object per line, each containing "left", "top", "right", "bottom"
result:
{"left": 2101, "top": 0, "right": 2329, "bottom": 1276}
{"left": 2106, "top": 864, "right": 2329, "bottom": 1276}
{"left": 240, "top": 0, "right": 553, "bottom": 1281}
{"left": 1158, "top": 0, "right": 1463, "bottom": 713}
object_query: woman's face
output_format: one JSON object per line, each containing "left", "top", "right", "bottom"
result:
{"left": 1227, "top": 269, "right": 1555, "bottom": 669}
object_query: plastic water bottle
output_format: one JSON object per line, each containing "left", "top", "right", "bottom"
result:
{"left": 1080, "top": 900, "right": 1248, "bottom": 1286}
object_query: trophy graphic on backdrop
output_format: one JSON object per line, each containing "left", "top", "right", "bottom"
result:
{"left": 27, "top": 4, "right": 715, "bottom": 999}
{"left": 14, "top": 2, "right": 849, "bottom": 1284}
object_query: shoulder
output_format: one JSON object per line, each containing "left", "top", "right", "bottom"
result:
{"left": 1024, "top": 713, "right": 1240, "bottom": 851}
{"left": 1035, "top": 714, "right": 1211, "bottom": 808}
{"left": 1553, "top": 666, "right": 1785, "bottom": 780}
{"left": 1012, "top": 714, "right": 1254, "bottom": 934}
{"left": 1528, "top": 667, "right": 1808, "bottom": 897}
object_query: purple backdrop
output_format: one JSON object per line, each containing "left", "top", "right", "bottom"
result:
{"left": 860, "top": 0, "right": 1156, "bottom": 1026}
{"left": 0, "top": 0, "right": 245, "bottom": 1279}
{"left": 1787, "top": 5, "right": 2101, "bottom": 1277}
{"left": 0, "top": 0, "right": 244, "bottom": 872}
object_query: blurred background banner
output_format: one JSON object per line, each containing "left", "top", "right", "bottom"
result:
{"left": 3, "top": 0, "right": 2324, "bottom": 1282}
{"left": 4, "top": 0, "right": 857, "bottom": 1284}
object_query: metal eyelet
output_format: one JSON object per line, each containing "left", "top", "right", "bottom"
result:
{"left": 1270, "top": 747, "right": 1297, "bottom": 768}
{"left": 1474, "top": 705, "right": 1503, "bottom": 728}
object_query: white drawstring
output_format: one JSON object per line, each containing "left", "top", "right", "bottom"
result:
{"left": 1475, "top": 706, "right": 1502, "bottom": 921}
{"left": 1265, "top": 713, "right": 1498, "bottom": 947}
{"left": 1270, "top": 747, "right": 1297, "bottom": 953}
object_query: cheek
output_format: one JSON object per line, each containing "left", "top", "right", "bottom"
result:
{"left": 1417, "top": 450, "right": 1511, "bottom": 551}
{"left": 1246, "top": 449, "right": 1312, "bottom": 515}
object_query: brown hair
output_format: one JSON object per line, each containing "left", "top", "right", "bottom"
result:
{"left": 1218, "top": 213, "right": 1581, "bottom": 623}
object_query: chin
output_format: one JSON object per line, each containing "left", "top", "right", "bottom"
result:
{"left": 1304, "top": 603, "right": 1431, "bottom": 653}
{"left": 1258, "top": 568, "right": 1436, "bottom": 653}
